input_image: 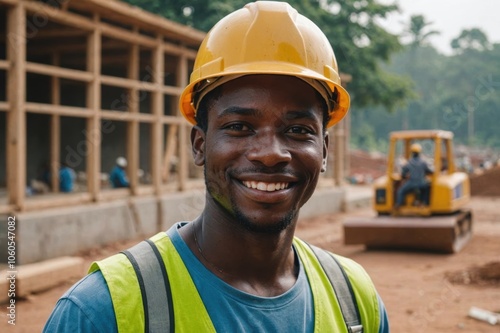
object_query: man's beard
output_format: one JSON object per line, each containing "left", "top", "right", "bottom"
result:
{"left": 204, "top": 168, "right": 297, "bottom": 234}
{"left": 233, "top": 204, "right": 296, "bottom": 234}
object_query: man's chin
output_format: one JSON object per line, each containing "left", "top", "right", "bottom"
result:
{"left": 234, "top": 210, "right": 296, "bottom": 234}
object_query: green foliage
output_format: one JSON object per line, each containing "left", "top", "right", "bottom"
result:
{"left": 351, "top": 24, "right": 500, "bottom": 152}
{"left": 121, "top": 0, "right": 414, "bottom": 112}
{"left": 451, "top": 28, "right": 491, "bottom": 53}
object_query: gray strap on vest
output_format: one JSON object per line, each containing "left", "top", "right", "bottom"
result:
{"left": 122, "top": 240, "right": 174, "bottom": 333}
{"left": 309, "top": 244, "right": 363, "bottom": 333}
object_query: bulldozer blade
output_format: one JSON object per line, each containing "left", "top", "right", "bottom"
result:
{"left": 343, "top": 210, "right": 472, "bottom": 253}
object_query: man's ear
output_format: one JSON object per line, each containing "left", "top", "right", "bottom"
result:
{"left": 191, "top": 126, "right": 206, "bottom": 166}
{"left": 322, "top": 131, "right": 329, "bottom": 173}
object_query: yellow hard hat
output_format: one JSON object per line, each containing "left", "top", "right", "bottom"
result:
{"left": 179, "top": 1, "right": 350, "bottom": 128}
{"left": 410, "top": 143, "right": 422, "bottom": 153}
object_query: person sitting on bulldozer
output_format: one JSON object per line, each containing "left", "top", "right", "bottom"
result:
{"left": 396, "top": 143, "right": 434, "bottom": 208}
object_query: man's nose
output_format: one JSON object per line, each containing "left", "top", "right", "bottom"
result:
{"left": 246, "top": 130, "right": 292, "bottom": 167}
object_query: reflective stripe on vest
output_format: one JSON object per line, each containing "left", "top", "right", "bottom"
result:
{"left": 307, "top": 243, "right": 363, "bottom": 333}
{"left": 90, "top": 232, "right": 380, "bottom": 333}
{"left": 121, "top": 239, "right": 174, "bottom": 333}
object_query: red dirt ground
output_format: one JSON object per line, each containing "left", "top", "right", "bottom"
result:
{"left": 1, "top": 194, "right": 498, "bottom": 333}
{"left": 470, "top": 166, "right": 500, "bottom": 196}
{"left": 2, "top": 155, "right": 499, "bottom": 332}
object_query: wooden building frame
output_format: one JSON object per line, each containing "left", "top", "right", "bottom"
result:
{"left": 0, "top": 0, "right": 207, "bottom": 213}
{"left": 0, "top": 0, "right": 348, "bottom": 214}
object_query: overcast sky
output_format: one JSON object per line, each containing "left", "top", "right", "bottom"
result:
{"left": 377, "top": 0, "right": 500, "bottom": 55}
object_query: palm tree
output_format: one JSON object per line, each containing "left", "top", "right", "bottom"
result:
{"left": 400, "top": 15, "right": 439, "bottom": 129}
{"left": 405, "top": 15, "right": 440, "bottom": 48}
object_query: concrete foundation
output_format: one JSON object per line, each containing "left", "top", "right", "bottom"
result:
{"left": 0, "top": 186, "right": 350, "bottom": 265}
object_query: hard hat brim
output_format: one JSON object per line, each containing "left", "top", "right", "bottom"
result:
{"left": 179, "top": 62, "right": 350, "bottom": 128}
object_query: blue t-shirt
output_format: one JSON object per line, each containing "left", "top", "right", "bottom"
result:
{"left": 44, "top": 223, "right": 389, "bottom": 332}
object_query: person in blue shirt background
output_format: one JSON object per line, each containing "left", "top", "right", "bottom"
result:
{"left": 109, "top": 157, "right": 130, "bottom": 188}
{"left": 59, "top": 163, "right": 76, "bottom": 193}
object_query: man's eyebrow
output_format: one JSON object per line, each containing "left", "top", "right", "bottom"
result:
{"left": 219, "top": 106, "right": 259, "bottom": 118}
{"left": 285, "top": 110, "right": 320, "bottom": 122}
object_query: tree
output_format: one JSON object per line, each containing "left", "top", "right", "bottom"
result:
{"left": 451, "top": 28, "right": 491, "bottom": 53}
{"left": 122, "top": 0, "right": 414, "bottom": 112}
{"left": 404, "top": 15, "right": 439, "bottom": 48}
{"left": 391, "top": 15, "right": 440, "bottom": 130}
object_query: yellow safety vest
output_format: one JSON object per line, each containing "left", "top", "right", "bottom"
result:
{"left": 90, "top": 232, "right": 380, "bottom": 332}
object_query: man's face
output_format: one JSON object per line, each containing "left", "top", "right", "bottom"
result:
{"left": 192, "top": 75, "right": 329, "bottom": 233}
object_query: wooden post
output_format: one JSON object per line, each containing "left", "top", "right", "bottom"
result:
{"left": 51, "top": 52, "right": 61, "bottom": 193}
{"left": 334, "top": 123, "right": 345, "bottom": 186}
{"left": 162, "top": 124, "right": 177, "bottom": 182}
{"left": 177, "top": 51, "right": 188, "bottom": 191}
{"left": 86, "top": 15, "right": 101, "bottom": 201}
{"left": 127, "top": 41, "right": 139, "bottom": 195}
{"left": 6, "top": 3, "right": 26, "bottom": 210}
{"left": 344, "top": 111, "right": 351, "bottom": 182}
{"left": 151, "top": 36, "right": 164, "bottom": 195}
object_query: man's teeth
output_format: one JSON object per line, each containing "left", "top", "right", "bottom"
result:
{"left": 243, "top": 181, "right": 289, "bottom": 191}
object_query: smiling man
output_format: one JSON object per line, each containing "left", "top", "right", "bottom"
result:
{"left": 44, "top": 2, "right": 389, "bottom": 332}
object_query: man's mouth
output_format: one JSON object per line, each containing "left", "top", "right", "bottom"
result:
{"left": 242, "top": 181, "right": 290, "bottom": 192}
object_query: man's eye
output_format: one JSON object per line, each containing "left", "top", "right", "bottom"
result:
{"left": 287, "top": 126, "right": 312, "bottom": 134}
{"left": 226, "top": 123, "right": 250, "bottom": 131}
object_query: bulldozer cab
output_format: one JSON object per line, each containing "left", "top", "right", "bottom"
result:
{"left": 374, "top": 130, "right": 470, "bottom": 216}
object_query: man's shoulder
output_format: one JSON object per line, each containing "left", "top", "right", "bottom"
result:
{"left": 43, "top": 271, "right": 117, "bottom": 332}
{"left": 63, "top": 270, "right": 112, "bottom": 306}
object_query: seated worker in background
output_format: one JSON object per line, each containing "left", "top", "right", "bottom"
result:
{"left": 59, "top": 163, "right": 76, "bottom": 193}
{"left": 109, "top": 157, "right": 129, "bottom": 188}
{"left": 44, "top": 2, "right": 389, "bottom": 332}
{"left": 396, "top": 143, "right": 434, "bottom": 207}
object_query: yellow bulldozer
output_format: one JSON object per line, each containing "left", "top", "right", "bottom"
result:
{"left": 343, "top": 130, "right": 473, "bottom": 253}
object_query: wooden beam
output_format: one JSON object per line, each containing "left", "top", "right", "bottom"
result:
{"left": 100, "top": 23, "right": 156, "bottom": 48}
{"left": 100, "top": 75, "right": 157, "bottom": 92}
{"left": 86, "top": 15, "right": 102, "bottom": 201}
{"left": 21, "top": 1, "right": 158, "bottom": 49}
{"left": 6, "top": 3, "right": 27, "bottom": 211}
{"left": 71, "top": 0, "right": 205, "bottom": 46}
{"left": 0, "top": 102, "right": 9, "bottom": 111}
{"left": 0, "top": 0, "right": 17, "bottom": 6}
{"left": 24, "top": 103, "right": 181, "bottom": 123}
{"left": 163, "top": 43, "right": 198, "bottom": 59}
{"left": 26, "top": 40, "right": 128, "bottom": 56}
{"left": 23, "top": 1, "right": 94, "bottom": 31}
{"left": 0, "top": 204, "right": 16, "bottom": 215}
{"left": 26, "top": 61, "right": 93, "bottom": 82}
{"left": 25, "top": 102, "right": 91, "bottom": 118}
{"left": 162, "top": 85, "right": 183, "bottom": 96}
{"left": 30, "top": 29, "right": 87, "bottom": 39}
{"left": 162, "top": 124, "right": 177, "bottom": 182}
{"left": 177, "top": 53, "right": 189, "bottom": 191}
{"left": 151, "top": 36, "right": 163, "bottom": 196}
{"left": 50, "top": 53, "right": 61, "bottom": 193}
{"left": 0, "top": 60, "right": 9, "bottom": 70}
{"left": 100, "top": 75, "right": 183, "bottom": 95}
{"left": 5, "top": 0, "right": 203, "bottom": 51}
{"left": 127, "top": 42, "right": 139, "bottom": 194}
{"left": 100, "top": 109, "right": 154, "bottom": 122}
{"left": 23, "top": 192, "right": 92, "bottom": 212}
{"left": 333, "top": 125, "right": 345, "bottom": 186}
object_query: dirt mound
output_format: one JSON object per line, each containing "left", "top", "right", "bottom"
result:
{"left": 469, "top": 166, "right": 500, "bottom": 196}
{"left": 445, "top": 261, "right": 500, "bottom": 286}
{"left": 348, "top": 150, "right": 386, "bottom": 183}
